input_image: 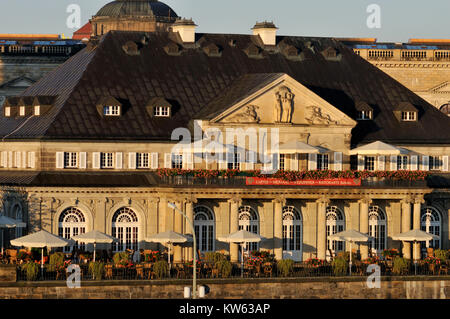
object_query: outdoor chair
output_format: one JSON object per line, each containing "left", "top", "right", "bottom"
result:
{"left": 211, "top": 265, "right": 219, "bottom": 278}
{"left": 438, "top": 260, "right": 449, "bottom": 275}
{"left": 243, "top": 264, "right": 253, "bottom": 278}
{"left": 263, "top": 263, "right": 273, "bottom": 277}
{"left": 143, "top": 263, "right": 155, "bottom": 279}
{"left": 176, "top": 265, "right": 186, "bottom": 279}
{"left": 353, "top": 260, "right": 364, "bottom": 276}
{"left": 7, "top": 249, "right": 17, "bottom": 264}
{"left": 105, "top": 264, "right": 113, "bottom": 280}
{"left": 427, "top": 248, "right": 434, "bottom": 257}
{"left": 135, "top": 264, "right": 144, "bottom": 279}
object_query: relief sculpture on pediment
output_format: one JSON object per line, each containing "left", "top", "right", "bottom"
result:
{"left": 228, "top": 105, "right": 260, "bottom": 123}
{"left": 275, "top": 86, "right": 294, "bottom": 123}
{"left": 305, "top": 106, "right": 338, "bottom": 125}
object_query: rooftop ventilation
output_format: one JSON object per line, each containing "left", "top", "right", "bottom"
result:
{"left": 252, "top": 21, "right": 278, "bottom": 46}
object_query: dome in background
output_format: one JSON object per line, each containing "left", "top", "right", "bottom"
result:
{"left": 96, "top": 0, "right": 178, "bottom": 20}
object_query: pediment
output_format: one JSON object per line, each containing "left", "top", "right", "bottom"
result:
{"left": 212, "top": 74, "right": 356, "bottom": 127}
{"left": 430, "top": 81, "right": 450, "bottom": 93}
{"left": 0, "top": 77, "right": 35, "bottom": 89}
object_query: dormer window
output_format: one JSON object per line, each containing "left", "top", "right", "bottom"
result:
{"left": 153, "top": 106, "right": 170, "bottom": 117}
{"left": 401, "top": 111, "right": 417, "bottom": 121}
{"left": 4, "top": 107, "right": 10, "bottom": 117}
{"left": 34, "top": 105, "right": 40, "bottom": 116}
{"left": 357, "top": 110, "right": 372, "bottom": 120}
{"left": 103, "top": 105, "right": 120, "bottom": 116}
{"left": 19, "top": 106, "right": 25, "bottom": 117}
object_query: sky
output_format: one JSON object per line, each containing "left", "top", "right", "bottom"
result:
{"left": 0, "top": 0, "right": 449, "bottom": 42}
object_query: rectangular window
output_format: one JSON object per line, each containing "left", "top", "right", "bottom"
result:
{"left": 19, "top": 106, "right": 25, "bottom": 117}
{"left": 136, "top": 153, "right": 149, "bottom": 168}
{"left": 317, "top": 154, "right": 329, "bottom": 170}
{"left": 357, "top": 111, "right": 372, "bottom": 120}
{"left": 34, "top": 105, "right": 40, "bottom": 116}
{"left": 64, "top": 152, "right": 78, "bottom": 168}
{"left": 227, "top": 153, "right": 241, "bottom": 170}
{"left": 401, "top": 111, "right": 416, "bottom": 121}
{"left": 279, "top": 154, "right": 286, "bottom": 170}
{"left": 103, "top": 105, "right": 120, "bottom": 116}
{"left": 153, "top": 106, "right": 170, "bottom": 117}
{"left": 101, "top": 152, "right": 114, "bottom": 168}
{"left": 4, "top": 107, "right": 10, "bottom": 117}
{"left": 171, "top": 154, "right": 183, "bottom": 169}
{"left": 429, "top": 156, "right": 441, "bottom": 171}
{"left": 364, "top": 156, "right": 375, "bottom": 171}
{"left": 397, "top": 156, "right": 409, "bottom": 170}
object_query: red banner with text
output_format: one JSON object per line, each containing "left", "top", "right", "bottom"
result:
{"left": 245, "top": 177, "right": 362, "bottom": 186}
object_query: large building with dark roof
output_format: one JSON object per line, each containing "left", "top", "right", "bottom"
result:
{"left": 0, "top": 0, "right": 449, "bottom": 265}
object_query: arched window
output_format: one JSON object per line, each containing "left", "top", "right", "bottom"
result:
{"left": 421, "top": 207, "right": 441, "bottom": 255}
{"left": 238, "top": 206, "right": 259, "bottom": 252}
{"left": 194, "top": 206, "right": 215, "bottom": 253}
{"left": 112, "top": 207, "right": 139, "bottom": 252}
{"left": 440, "top": 103, "right": 450, "bottom": 116}
{"left": 58, "top": 207, "right": 86, "bottom": 252}
{"left": 326, "top": 206, "right": 345, "bottom": 258}
{"left": 282, "top": 206, "right": 302, "bottom": 261}
{"left": 12, "top": 204, "right": 23, "bottom": 238}
{"left": 368, "top": 206, "right": 387, "bottom": 255}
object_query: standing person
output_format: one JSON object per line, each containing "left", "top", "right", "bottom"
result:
{"left": 132, "top": 249, "right": 140, "bottom": 264}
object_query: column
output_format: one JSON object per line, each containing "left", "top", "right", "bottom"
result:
{"left": 173, "top": 200, "right": 183, "bottom": 263}
{"left": 401, "top": 199, "right": 412, "bottom": 259}
{"left": 359, "top": 198, "right": 371, "bottom": 260}
{"left": 185, "top": 199, "right": 195, "bottom": 261}
{"left": 229, "top": 197, "right": 241, "bottom": 263}
{"left": 147, "top": 198, "right": 160, "bottom": 250}
{"left": 413, "top": 196, "right": 424, "bottom": 261}
{"left": 316, "top": 197, "right": 329, "bottom": 260}
{"left": 273, "top": 197, "right": 285, "bottom": 261}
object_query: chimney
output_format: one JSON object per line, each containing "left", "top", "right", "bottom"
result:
{"left": 252, "top": 21, "right": 278, "bottom": 46}
{"left": 171, "top": 18, "right": 197, "bottom": 43}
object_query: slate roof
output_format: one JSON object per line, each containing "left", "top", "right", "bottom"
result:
{"left": 0, "top": 30, "right": 449, "bottom": 145}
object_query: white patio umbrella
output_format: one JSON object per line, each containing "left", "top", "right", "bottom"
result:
{"left": 10, "top": 230, "right": 71, "bottom": 276}
{"left": 328, "top": 229, "right": 372, "bottom": 275}
{"left": 146, "top": 231, "right": 192, "bottom": 267}
{"left": 392, "top": 229, "right": 439, "bottom": 275}
{"left": 349, "top": 141, "right": 409, "bottom": 155}
{"left": 276, "top": 140, "right": 320, "bottom": 154}
{"left": 71, "top": 230, "right": 118, "bottom": 262}
{"left": 219, "top": 230, "right": 264, "bottom": 278}
{"left": 0, "top": 215, "right": 26, "bottom": 256}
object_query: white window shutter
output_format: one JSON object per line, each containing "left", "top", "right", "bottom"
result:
{"left": 164, "top": 153, "right": 172, "bottom": 168}
{"left": 79, "top": 152, "right": 87, "bottom": 169}
{"left": 357, "top": 155, "right": 364, "bottom": 171}
{"left": 92, "top": 152, "right": 101, "bottom": 169}
{"left": 151, "top": 153, "right": 159, "bottom": 169}
{"left": 410, "top": 155, "right": 418, "bottom": 170}
{"left": 15, "top": 152, "right": 21, "bottom": 168}
{"left": 28, "top": 152, "right": 36, "bottom": 169}
{"left": 308, "top": 153, "right": 317, "bottom": 170}
{"left": 291, "top": 154, "right": 299, "bottom": 171}
{"left": 421, "top": 156, "right": 429, "bottom": 171}
{"left": 56, "top": 152, "right": 64, "bottom": 169}
{"left": 245, "top": 151, "right": 255, "bottom": 170}
{"left": 334, "top": 152, "right": 342, "bottom": 171}
{"left": 21, "top": 152, "right": 27, "bottom": 169}
{"left": 272, "top": 153, "right": 280, "bottom": 171}
{"left": 442, "top": 156, "right": 449, "bottom": 172}
{"left": 390, "top": 155, "right": 397, "bottom": 171}
{"left": 115, "top": 152, "right": 123, "bottom": 169}
{"left": 377, "top": 156, "right": 385, "bottom": 171}
{"left": 218, "top": 154, "right": 227, "bottom": 170}
{"left": 185, "top": 153, "right": 194, "bottom": 169}
{"left": 128, "top": 152, "right": 137, "bottom": 169}
{"left": 1, "top": 151, "right": 7, "bottom": 167}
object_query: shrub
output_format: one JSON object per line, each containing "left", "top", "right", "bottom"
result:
{"left": 153, "top": 260, "right": 169, "bottom": 279}
{"left": 434, "top": 249, "right": 449, "bottom": 261}
{"left": 215, "top": 260, "right": 232, "bottom": 278}
{"left": 392, "top": 257, "right": 410, "bottom": 275}
{"left": 49, "top": 252, "right": 65, "bottom": 271}
{"left": 113, "top": 252, "right": 129, "bottom": 266}
{"left": 331, "top": 257, "right": 348, "bottom": 276}
{"left": 21, "top": 262, "right": 39, "bottom": 281}
{"left": 88, "top": 262, "right": 105, "bottom": 280}
{"left": 205, "top": 252, "right": 227, "bottom": 263}
{"left": 277, "top": 259, "right": 294, "bottom": 277}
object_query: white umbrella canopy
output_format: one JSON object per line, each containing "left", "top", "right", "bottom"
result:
{"left": 71, "top": 230, "right": 118, "bottom": 262}
{"left": 349, "top": 141, "right": 408, "bottom": 155}
{"left": 10, "top": 230, "right": 71, "bottom": 274}
{"left": 276, "top": 141, "right": 320, "bottom": 155}
{"left": 146, "top": 231, "right": 193, "bottom": 266}
{"left": 328, "top": 229, "right": 372, "bottom": 276}
{"left": 392, "top": 229, "right": 439, "bottom": 242}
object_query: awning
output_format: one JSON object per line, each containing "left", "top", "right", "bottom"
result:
{"left": 349, "top": 141, "right": 409, "bottom": 155}
{"left": 276, "top": 141, "right": 320, "bottom": 154}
